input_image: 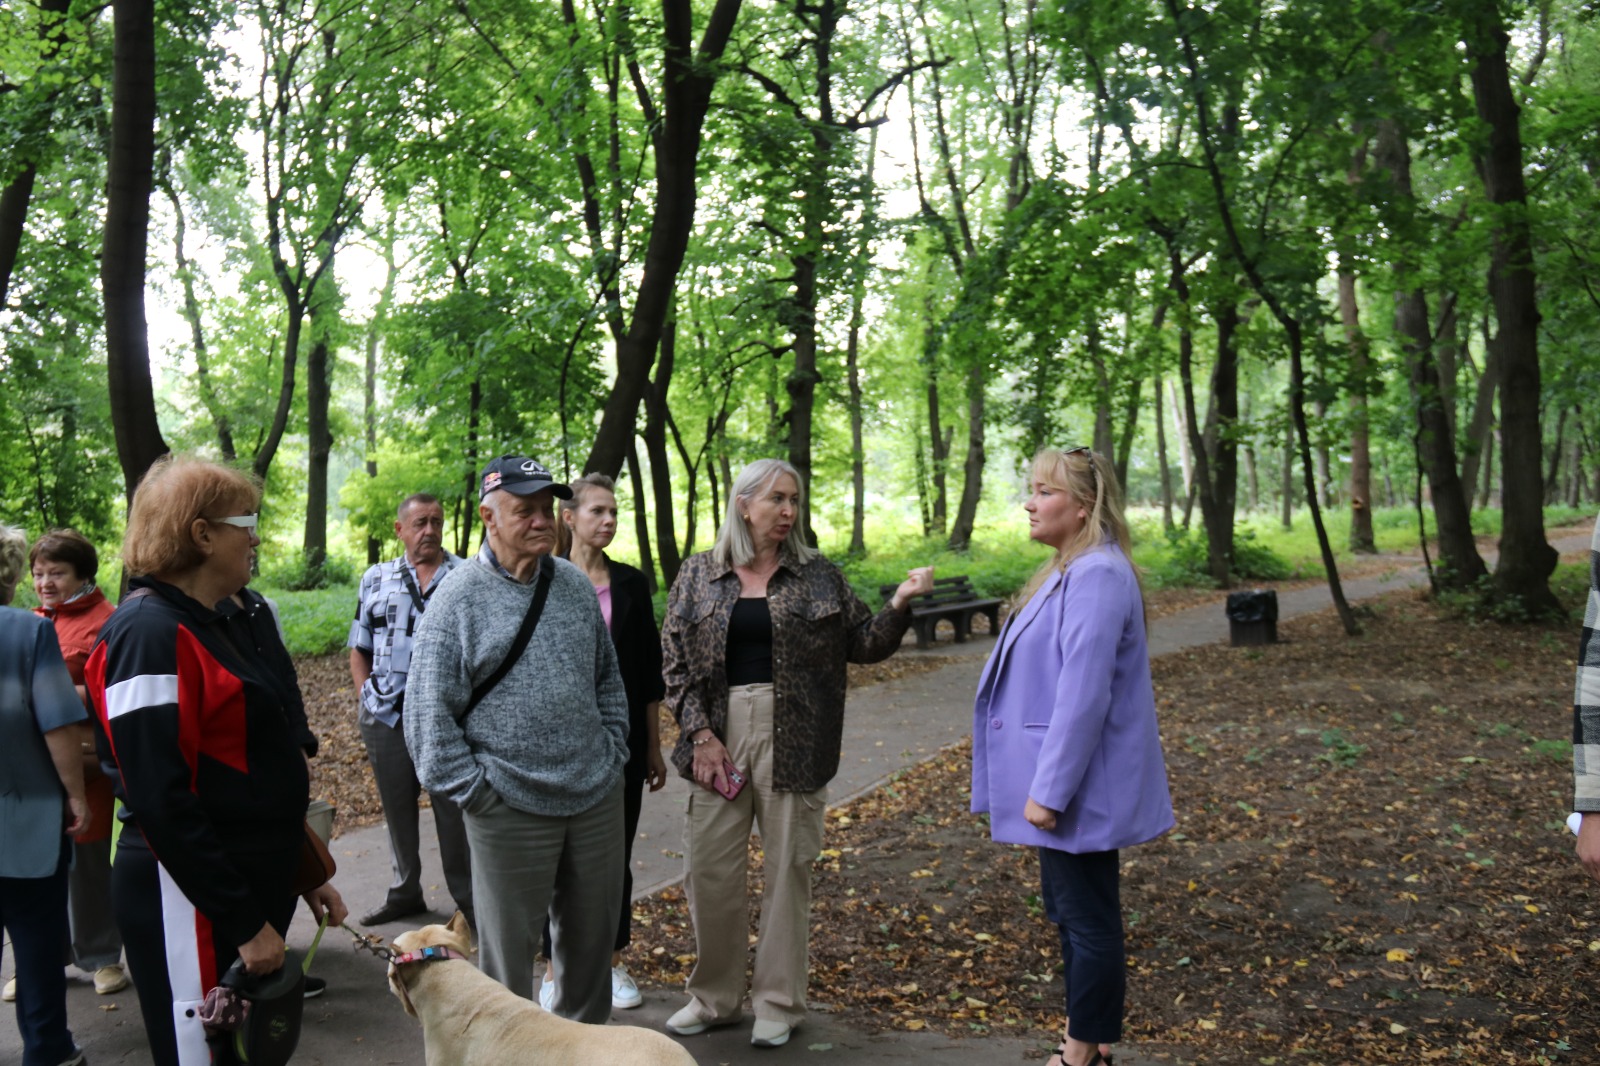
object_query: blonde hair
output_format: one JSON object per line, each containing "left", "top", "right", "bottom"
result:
{"left": 712, "top": 459, "right": 819, "bottom": 569}
{"left": 557, "top": 473, "right": 617, "bottom": 557}
{"left": 122, "top": 456, "right": 261, "bottom": 578}
{"left": 1014, "top": 448, "right": 1142, "bottom": 611}
{"left": 0, "top": 524, "right": 27, "bottom": 603}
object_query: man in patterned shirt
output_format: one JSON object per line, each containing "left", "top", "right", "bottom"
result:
{"left": 350, "top": 493, "right": 474, "bottom": 927}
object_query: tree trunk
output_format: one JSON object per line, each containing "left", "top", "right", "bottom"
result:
{"left": 627, "top": 440, "right": 657, "bottom": 594}
{"left": 1373, "top": 115, "right": 1487, "bottom": 588}
{"left": 364, "top": 218, "right": 400, "bottom": 565}
{"left": 1342, "top": 272, "right": 1375, "bottom": 551}
{"left": 1480, "top": 429, "right": 1496, "bottom": 508}
{"left": 1458, "top": 341, "right": 1499, "bottom": 499}
{"left": 163, "top": 176, "right": 236, "bottom": 461}
{"left": 1169, "top": 377, "right": 1194, "bottom": 515}
{"left": 846, "top": 293, "right": 867, "bottom": 556}
{"left": 584, "top": 0, "right": 744, "bottom": 478}
{"left": 0, "top": 0, "right": 73, "bottom": 311}
{"left": 458, "top": 376, "right": 481, "bottom": 558}
{"left": 0, "top": 167, "right": 40, "bottom": 313}
{"left": 1545, "top": 406, "right": 1568, "bottom": 504}
{"left": 302, "top": 290, "right": 334, "bottom": 572}
{"left": 642, "top": 323, "right": 682, "bottom": 587}
{"left": 784, "top": 246, "right": 821, "bottom": 546}
{"left": 1466, "top": 9, "right": 1558, "bottom": 613}
{"left": 947, "top": 363, "right": 985, "bottom": 552}
{"left": 1281, "top": 417, "right": 1294, "bottom": 530}
{"left": 1208, "top": 299, "right": 1240, "bottom": 580}
{"left": 926, "top": 356, "right": 949, "bottom": 536}
{"left": 103, "top": 0, "right": 168, "bottom": 497}
{"left": 844, "top": 125, "right": 878, "bottom": 557}
{"left": 1155, "top": 373, "right": 1175, "bottom": 532}
{"left": 1115, "top": 379, "right": 1141, "bottom": 491}
{"left": 1313, "top": 399, "right": 1334, "bottom": 507}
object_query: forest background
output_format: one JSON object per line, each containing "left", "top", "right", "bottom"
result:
{"left": 3, "top": 0, "right": 1598, "bottom": 652}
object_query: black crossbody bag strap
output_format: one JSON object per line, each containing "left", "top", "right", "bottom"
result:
{"left": 398, "top": 563, "right": 432, "bottom": 616}
{"left": 462, "top": 554, "right": 554, "bottom": 719}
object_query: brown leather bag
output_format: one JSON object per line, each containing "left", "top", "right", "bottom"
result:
{"left": 291, "top": 822, "right": 336, "bottom": 896}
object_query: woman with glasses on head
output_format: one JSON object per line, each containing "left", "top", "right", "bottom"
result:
{"left": 971, "top": 448, "right": 1174, "bottom": 1066}
{"left": 84, "top": 456, "right": 345, "bottom": 1066}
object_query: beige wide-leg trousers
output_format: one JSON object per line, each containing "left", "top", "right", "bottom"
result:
{"left": 683, "top": 683, "right": 826, "bottom": 1029}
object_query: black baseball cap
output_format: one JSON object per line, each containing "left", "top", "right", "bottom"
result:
{"left": 479, "top": 454, "right": 573, "bottom": 501}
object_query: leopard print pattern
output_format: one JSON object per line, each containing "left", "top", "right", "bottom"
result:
{"left": 662, "top": 551, "right": 911, "bottom": 792}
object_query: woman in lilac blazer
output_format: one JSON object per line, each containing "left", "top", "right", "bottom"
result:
{"left": 972, "top": 447, "right": 1174, "bottom": 1066}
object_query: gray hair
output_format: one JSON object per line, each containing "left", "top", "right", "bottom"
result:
{"left": 711, "top": 459, "right": 819, "bottom": 569}
{"left": 0, "top": 524, "right": 27, "bottom": 605}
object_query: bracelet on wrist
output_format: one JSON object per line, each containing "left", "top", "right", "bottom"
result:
{"left": 692, "top": 733, "right": 715, "bottom": 747}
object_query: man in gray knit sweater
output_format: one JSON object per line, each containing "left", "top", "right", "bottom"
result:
{"left": 405, "top": 454, "right": 629, "bottom": 1023}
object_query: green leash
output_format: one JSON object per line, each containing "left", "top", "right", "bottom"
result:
{"left": 303, "top": 913, "right": 329, "bottom": 974}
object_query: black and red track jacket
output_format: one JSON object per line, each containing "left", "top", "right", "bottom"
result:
{"left": 85, "top": 577, "right": 310, "bottom": 951}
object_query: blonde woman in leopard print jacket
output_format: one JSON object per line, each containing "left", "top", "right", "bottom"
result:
{"left": 660, "top": 458, "right": 932, "bottom": 1049}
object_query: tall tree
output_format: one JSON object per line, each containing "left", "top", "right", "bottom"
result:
{"left": 1463, "top": 4, "right": 1557, "bottom": 613}
{"left": 582, "top": 0, "right": 745, "bottom": 478}
{"left": 1371, "top": 113, "right": 1487, "bottom": 587}
{"left": 103, "top": 0, "right": 169, "bottom": 494}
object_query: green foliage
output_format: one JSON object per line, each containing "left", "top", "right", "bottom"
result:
{"left": 258, "top": 583, "right": 356, "bottom": 657}
{"left": 259, "top": 551, "right": 356, "bottom": 592}
{"left": 1136, "top": 526, "right": 1295, "bottom": 590}
{"left": 1317, "top": 730, "right": 1368, "bottom": 768}
{"left": 1525, "top": 738, "right": 1571, "bottom": 765}
{"left": 834, "top": 536, "right": 1040, "bottom": 609}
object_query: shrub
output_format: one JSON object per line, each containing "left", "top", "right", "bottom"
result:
{"left": 261, "top": 552, "right": 357, "bottom": 591}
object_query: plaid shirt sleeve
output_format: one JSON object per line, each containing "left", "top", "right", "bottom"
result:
{"left": 1575, "top": 515, "right": 1600, "bottom": 811}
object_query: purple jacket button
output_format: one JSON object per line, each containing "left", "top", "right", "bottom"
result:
{"left": 991, "top": 719, "right": 1002, "bottom": 729}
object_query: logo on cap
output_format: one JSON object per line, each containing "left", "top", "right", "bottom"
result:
{"left": 520, "top": 459, "right": 548, "bottom": 477}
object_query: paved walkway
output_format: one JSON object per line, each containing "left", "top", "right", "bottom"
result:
{"left": 6, "top": 528, "right": 1591, "bottom": 1064}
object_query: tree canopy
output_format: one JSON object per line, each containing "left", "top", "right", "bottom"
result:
{"left": 1, "top": 0, "right": 1595, "bottom": 608}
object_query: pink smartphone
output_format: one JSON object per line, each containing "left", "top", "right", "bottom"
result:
{"left": 715, "top": 760, "right": 748, "bottom": 801}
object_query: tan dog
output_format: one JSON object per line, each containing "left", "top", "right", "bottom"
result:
{"left": 386, "top": 913, "right": 699, "bottom": 1066}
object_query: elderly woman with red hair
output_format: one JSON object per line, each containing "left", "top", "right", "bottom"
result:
{"left": 85, "top": 457, "right": 345, "bottom": 1066}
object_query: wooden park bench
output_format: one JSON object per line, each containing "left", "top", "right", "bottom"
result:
{"left": 878, "top": 575, "right": 1004, "bottom": 650}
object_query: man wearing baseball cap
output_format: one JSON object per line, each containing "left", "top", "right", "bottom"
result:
{"left": 404, "top": 454, "right": 630, "bottom": 1023}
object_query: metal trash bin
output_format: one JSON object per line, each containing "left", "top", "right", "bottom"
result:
{"left": 1226, "top": 589, "right": 1278, "bottom": 647}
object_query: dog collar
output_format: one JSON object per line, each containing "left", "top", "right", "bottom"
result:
{"left": 390, "top": 946, "right": 468, "bottom": 966}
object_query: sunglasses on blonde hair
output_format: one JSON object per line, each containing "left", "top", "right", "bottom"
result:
{"left": 1063, "top": 446, "right": 1097, "bottom": 491}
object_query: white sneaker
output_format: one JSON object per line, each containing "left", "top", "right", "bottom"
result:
{"left": 610, "top": 964, "right": 641, "bottom": 1009}
{"left": 751, "top": 1019, "right": 792, "bottom": 1048}
{"left": 1, "top": 977, "right": 15, "bottom": 1002}
{"left": 665, "top": 1004, "right": 710, "bottom": 1035}
{"left": 94, "top": 964, "right": 130, "bottom": 995}
{"left": 538, "top": 975, "right": 556, "bottom": 1011}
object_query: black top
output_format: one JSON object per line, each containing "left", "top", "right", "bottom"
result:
{"left": 218, "top": 588, "right": 318, "bottom": 757}
{"left": 85, "top": 578, "right": 310, "bottom": 949}
{"left": 567, "top": 556, "right": 666, "bottom": 781}
{"left": 725, "top": 597, "right": 774, "bottom": 686}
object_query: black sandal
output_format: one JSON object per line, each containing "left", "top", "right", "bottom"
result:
{"left": 1052, "top": 1048, "right": 1110, "bottom": 1066}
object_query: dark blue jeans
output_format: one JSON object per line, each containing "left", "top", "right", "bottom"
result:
{"left": 1038, "top": 847, "right": 1124, "bottom": 1045}
{"left": 1, "top": 836, "right": 77, "bottom": 1066}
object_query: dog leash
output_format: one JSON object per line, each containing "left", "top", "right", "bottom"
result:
{"left": 303, "top": 914, "right": 329, "bottom": 974}
{"left": 343, "top": 924, "right": 398, "bottom": 963}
